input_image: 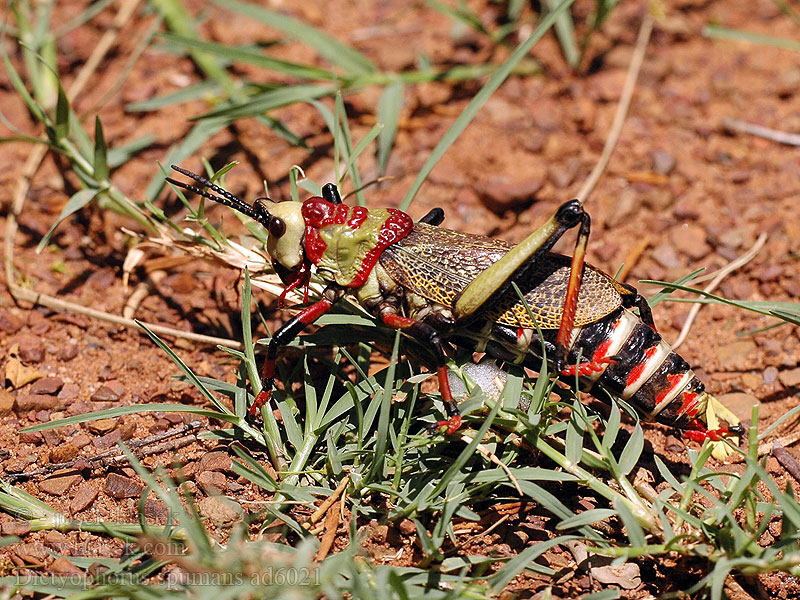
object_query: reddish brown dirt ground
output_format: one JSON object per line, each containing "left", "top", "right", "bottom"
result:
{"left": 1, "top": 0, "right": 799, "bottom": 597}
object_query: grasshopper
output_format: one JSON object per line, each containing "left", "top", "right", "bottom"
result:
{"left": 167, "top": 166, "right": 744, "bottom": 447}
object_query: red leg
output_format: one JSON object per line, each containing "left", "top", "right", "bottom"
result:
{"left": 556, "top": 214, "right": 590, "bottom": 350}
{"left": 382, "top": 313, "right": 461, "bottom": 434}
{"left": 560, "top": 356, "right": 617, "bottom": 377}
{"left": 250, "top": 296, "right": 334, "bottom": 418}
{"left": 683, "top": 419, "right": 742, "bottom": 443}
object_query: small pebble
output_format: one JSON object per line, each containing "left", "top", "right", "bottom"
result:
{"left": 15, "top": 394, "right": 60, "bottom": 412}
{"left": 198, "top": 451, "right": 232, "bottom": 473}
{"left": 16, "top": 335, "right": 45, "bottom": 363}
{"left": 104, "top": 473, "right": 144, "bottom": 499}
{"left": 49, "top": 443, "right": 78, "bottom": 464}
{"left": 30, "top": 377, "right": 64, "bottom": 396}
{"left": 652, "top": 244, "right": 682, "bottom": 269}
{"left": 778, "top": 367, "right": 800, "bottom": 389}
{"left": 70, "top": 482, "right": 99, "bottom": 513}
{"left": 757, "top": 264, "right": 784, "bottom": 283}
{"left": 38, "top": 472, "right": 82, "bottom": 495}
{"left": 670, "top": 224, "right": 711, "bottom": 260}
{"left": 90, "top": 386, "right": 120, "bottom": 402}
{"left": 651, "top": 150, "right": 676, "bottom": 175}
{"left": 88, "top": 419, "right": 117, "bottom": 434}
{"left": 60, "top": 341, "right": 79, "bottom": 362}
{"left": 0, "top": 310, "right": 23, "bottom": 334}
{"left": 716, "top": 392, "right": 760, "bottom": 422}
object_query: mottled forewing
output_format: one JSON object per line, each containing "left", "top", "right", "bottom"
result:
{"left": 380, "top": 222, "right": 623, "bottom": 328}
{"left": 380, "top": 224, "right": 511, "bottom": 307}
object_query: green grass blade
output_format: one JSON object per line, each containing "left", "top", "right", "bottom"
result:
{"left": 36, "top": 189, "right": 97, "bottom": 252}
{"left": 2, "top": 38, "right": 46, "bottom": 123}
{"left": 20, "top": 403, "right": 233, "bottom": 432}
{"left": 127, "top": 80, "right": 220, "bottom": 112}
{"left": 546, "top": 0, "right": 579, "bottom": 69}
{"left": 106, "top": 134, "right": 156, "bottom": 168}
{"left": 399, "top": 0, "right": 575, "bottom": 210}
{"left": 198, "top": 84, "right": 336, "bottom": 121}
{"left": 93, "top": 116, "right": 109, "bottom": 181}
{"left": 645, "top": 269, "right": 704, "bottom": 307}
{"left": 211, "top": 0, "right": 376, "bottom": 74}
{"left": 369, "top": 331, "right": 401, "bottom": 481}
{"left": 618, "top": 422, "right": 644, "bottom": 476}
{"left": 240, "top": 268, "right": 260, "bottom": 399}
{"left": 558, "top": 509, "right": 617, "bottom": 530}
{"left": 54, "top": 84, "right": 69, "bottom": 139}
{"left": 614, "top": 497, "right": 646, "bottom": 547}
{"left": 145, "top": 117, "right": 228, "bottom": 202}
{"left": 704, "top": 24, "right": 800, "bottom": 52}
{"left": 489, "top": 535, "right": 577, "bottom": 592}
{"left": 565, "top": 398, "right": 586, "bottom": 465}
{"left": 160, "top": 33, "right": 336, "bottom": 80}
{"left": 136, "top": 320, "right": 231, "bottom": 414}
{"left": 376, "top": 78, "right": 403, "bottom": 174}
{"left": 53, "top": 0, "right": 116, "bottom": 38}
{"left": 603, "top": 400, "right": 621, "bottom": 450}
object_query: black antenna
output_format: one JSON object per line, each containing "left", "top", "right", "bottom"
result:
{"left": 167, "top": 165, "right": 270, "bottom": 226}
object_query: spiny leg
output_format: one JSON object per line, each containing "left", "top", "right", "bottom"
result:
{"left": 453, "top": 200, "right": 584, "bottom": 322}
{"left": 381, "top": 312, "right": 461, "bottom": 434}
{"left": 553, "top": 208, "right": 618, "bottom": 376}
{"left": 250, "top": 291, "right": 337, "bottom": 418}
{"left": 555, "top": 209, "right": 590, "bottom": 352}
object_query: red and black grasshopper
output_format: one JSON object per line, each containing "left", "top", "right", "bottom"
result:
{"left": 167, "top": 165, "right": 744, "bottom": 447}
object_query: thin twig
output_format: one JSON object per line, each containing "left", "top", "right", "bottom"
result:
{"left": 772, "top": 442, "right": 800, "bottom": 483}
{"left": 8, "top": 421, "right": 202, "bottom": 481}
{"left": 721, "top": 118, "right": 800, "bottom": 147}
{"left": 302, "top": 474, "right": 350, "bottom": 530}
{"left": 672, "top": 233, "right": 767, "bottom": 350}
{"left": 461, "top": 433, "right": 522, "bottom": 495}
{"left": 450, "top": 514, "right": 511, "bottom": 553}
{"left": 617, "top": 234, "right": 652, "bottom": 282}
{"left": 575, "top": 13, "right": 654, "bottom": 205}
{"left": 315, "top": 502, "right": 341, "bottom": 561}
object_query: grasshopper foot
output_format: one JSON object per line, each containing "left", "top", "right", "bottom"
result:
{"left": 560, "top": 356, "right": 618, "bottom": 378}
{"left": 429, "top": 414, "right": 462, "bottom": 435}
{"left": 249, "top": 388, "right": 272, "bottom": 419}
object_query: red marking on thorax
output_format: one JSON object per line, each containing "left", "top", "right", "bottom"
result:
{"left": 302, "top": 198, "right": 348, "bottom": 264}
{"left": 300, "top": 199, "right": 413, "bottom": 283}
{"left": 625, "top": 345, "right": 658, "bottom": 387}
{"left": 348, "top": 209, "right": 413, "bottom": 286}
{"left": 347, "top": 206, "right": 369, "bottom": 229}
{"left": 655, "top": 373, "right": 685, "bottom": 405}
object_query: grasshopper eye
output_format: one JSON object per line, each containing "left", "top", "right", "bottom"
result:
{"left": 269, "top": 217, "right": 286, "bottom": 238}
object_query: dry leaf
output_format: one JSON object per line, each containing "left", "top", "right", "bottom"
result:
{"left": 590, "top": 562, "right": 642, "bottom": 589}
{"left": 5, "top": 356, "right": 44, "bottom": 389}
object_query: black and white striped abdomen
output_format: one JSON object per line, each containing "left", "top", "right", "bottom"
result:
{"left": 475, "top": 307, "right": 706, "bottom": 430}
{"left": 568, "top": 308, "right": 704, "bottom": 428}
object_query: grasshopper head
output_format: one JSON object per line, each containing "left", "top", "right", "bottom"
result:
{"left": 258, "top": 199, "right": 305, "bottom": 275}
{"left": 166, "top": 166, "right": 309, "bottom": 285}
